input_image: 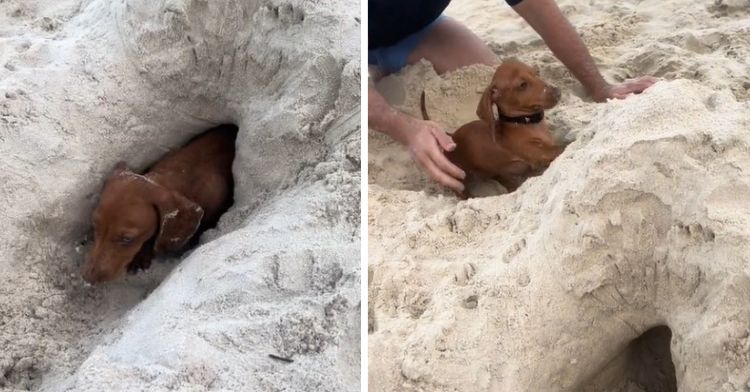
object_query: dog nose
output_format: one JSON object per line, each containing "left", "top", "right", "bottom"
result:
{"left": 81, "top": 262, "right": 107, "bottom": 284}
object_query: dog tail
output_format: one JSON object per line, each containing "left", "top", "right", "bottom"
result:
{"left": 420, "top": 91, "right": 430, "bottom": 121}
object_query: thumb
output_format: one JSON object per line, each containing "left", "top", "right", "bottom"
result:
{"left": 429, "top": 125, "right": 457, "bottom": 151}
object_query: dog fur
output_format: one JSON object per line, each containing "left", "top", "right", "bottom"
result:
{"left": 80, "top": 124, "right": 237, "bottom": 283}
{"left": 422, "top": 59, "right": 564, "bottom": 199}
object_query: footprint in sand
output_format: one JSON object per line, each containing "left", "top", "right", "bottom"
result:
{"left": 453, "top": 262, "right": 476, "bottom": 286}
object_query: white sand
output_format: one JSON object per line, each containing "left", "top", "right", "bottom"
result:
{"left": 0, "top": 0, "right": 360, "bottom": 390}
{"left": 368, "top": 0, "right": 750, "bottom": 391}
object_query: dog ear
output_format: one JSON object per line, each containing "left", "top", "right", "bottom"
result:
{"left": 151, "top": 187, "right": 204, "bottom": 254}
{"left": 477, "top": 84, "right": 499, "bottom": 143}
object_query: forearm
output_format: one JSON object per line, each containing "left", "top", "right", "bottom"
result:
{"left": 512, "top": 0, "right": 609, "bottom": 100}
{"left": 368, "top": 85, "right": 415, "bottom": 146}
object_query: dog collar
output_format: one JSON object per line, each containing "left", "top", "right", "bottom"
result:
{"left": 498, "top": 111, "right": 544, "bottom": 124}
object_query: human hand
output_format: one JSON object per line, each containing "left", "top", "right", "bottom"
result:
{"left": 405, "top": 119, "right": 466, "bottom": 192}
{"left": 593, "top": 76, "right": 659, "bottom": 102}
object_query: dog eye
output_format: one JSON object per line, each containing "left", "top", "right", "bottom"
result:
{"left": 518, "top": 81, "right": 528, "bottom": 90}
{"left": 119, "top": 236, "right": 134, "bottom": 245}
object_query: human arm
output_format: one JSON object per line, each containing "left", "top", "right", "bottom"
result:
{"left": 368, "top": 83, "right": 466, "bottom": 191}
{"left": 512, "top": 0, "right": 656, "bottom": 102}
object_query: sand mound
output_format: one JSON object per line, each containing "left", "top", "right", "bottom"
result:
{"left": 0, "top": 0, "right": 359, "bottom": 390}
{"left": 368, "top": 1, "right": 750, "bottom": 390}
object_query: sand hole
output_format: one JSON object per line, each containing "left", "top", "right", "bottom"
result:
{"left": 0, "top": 124, "right": 240, "bottom": 390}
{"left": 582, "top": 325, "right": 677, "bottom": 392}
{"left": 623, "top": 326, "right": 677, "bottom": 392}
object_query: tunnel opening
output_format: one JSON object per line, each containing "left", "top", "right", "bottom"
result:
{"left": 582, "top": 325, "right": 677, "bottom": 392}
{"left": 0, "top": 123, "right": 240, "bottom": 390}
{"left": 624, "top": 326, "right": 677, "bottom": 392}
{"left": 2, "top": 0, "right": 359, "bottom": 387}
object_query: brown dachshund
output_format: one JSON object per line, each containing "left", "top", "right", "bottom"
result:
{"left": 80, "top": 124, "right": 237, "bottom": 284}
{"left": 422, "top": 59, "right": 563, "bottom": 199}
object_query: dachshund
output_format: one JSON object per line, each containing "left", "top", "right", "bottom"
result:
{"left": 421, "top": 59, "right": 563, "bottom": 199}
{"left": 80, "top": 124, "right": 237, "bottom": 284}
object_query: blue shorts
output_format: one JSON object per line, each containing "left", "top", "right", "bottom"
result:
{"left": 368, "top": 15, "right": 445, "bottom": 74}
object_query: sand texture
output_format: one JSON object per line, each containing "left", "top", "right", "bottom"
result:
{"left": 0, "top": 0, "right": 360, "bottom": 391}
{"left": 368, "top": 0, "right": 750, "bottom": 391}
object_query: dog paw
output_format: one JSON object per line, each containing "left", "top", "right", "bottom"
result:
{"left": 126, "top": 259, "right": 151, "bottom": 274}
{"left": 453, "top": 262, "right": 476, "bottom": 286}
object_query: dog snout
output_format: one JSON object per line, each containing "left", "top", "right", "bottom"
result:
{"left": 81, "top": 262, "right": 98, "bottom": 284}
{"left": 81, "top": 260, "right": 114, "bottom": 284}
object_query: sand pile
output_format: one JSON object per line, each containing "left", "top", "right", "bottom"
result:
{"left": 368, "top": 0, "right": 750, "bottom": 391}
{"left": 0, "top": 0, "right": 359, "bottom": 391}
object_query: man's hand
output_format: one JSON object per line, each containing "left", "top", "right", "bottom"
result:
{"left": 513, "top": 0, "right": 657, "bottom": 104}
{"left": 592, "top": 76, "right": 659, "bottom": 102}
{"left": 369, "top": 85, "right": 466, "bottom": 192}
{"left": 404, "top": 119, "right": 466, "bottom": 192}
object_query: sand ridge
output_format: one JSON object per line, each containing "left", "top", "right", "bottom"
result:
{"left": 368, "top": 0, "right": 750, "bottom": 391}
{"left": 0, "top": 0, "right": 360, "bottom": 390}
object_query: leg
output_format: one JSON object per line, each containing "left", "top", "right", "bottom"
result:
{"left": 407, "top": 16, "right": 498, "bottom": 74}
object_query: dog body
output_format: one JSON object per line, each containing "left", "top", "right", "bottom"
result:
{"left": 424, "top": 59, "right": 563, "bottom": 198}
{"left": 81, "top": 124, "right": 237, "bottom": 283}
{"left": 448, "top": 120, "right": 559, "bottom": 195}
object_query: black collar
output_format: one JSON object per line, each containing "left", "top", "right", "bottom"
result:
{"left": 498, "top": 111, "right": 544, "bottom": 124}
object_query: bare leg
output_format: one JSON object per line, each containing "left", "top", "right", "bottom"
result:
{"left": 407, "top": 16, "right": 499, "bottom": 74}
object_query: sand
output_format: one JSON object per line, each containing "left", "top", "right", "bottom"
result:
{"left": 0, "top": 0, "right": 359, "bottom": 391}
{"left": 368, "top": 0, "right": 750, "bottom": 391}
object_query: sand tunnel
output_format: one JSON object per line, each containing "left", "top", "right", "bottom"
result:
{"left": 0, "top": 0, "right": 359, "bottom": 390}
{"left": 581, "top": 325, "right": 677, "bottom": 392}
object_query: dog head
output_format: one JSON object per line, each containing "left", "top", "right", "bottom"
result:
{"left": 81, "top": 162, "right": 204, "bottom": 284}
{"left": 476, "top": 59, "right": 561, "bottom": 141}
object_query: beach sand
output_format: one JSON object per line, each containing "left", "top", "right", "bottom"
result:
{"left": 0, "top": 0, "right": 360, "bottom": 390}
{"left": 368, "top": 1, "right": 750, "bottom": 390}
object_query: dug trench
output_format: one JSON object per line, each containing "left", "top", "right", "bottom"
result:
{"left": 2, "top": 123, "right": 241, "bottom": 389}
{"left": 1, "top": 0, "right": 360, "bottom": 390}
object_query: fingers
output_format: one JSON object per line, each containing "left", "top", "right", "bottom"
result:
{"left": 607, "top": 76, "right": 658, "bottom": 100}
{"left": 429, "top": 125, "right": 457, "bottom": 152}
{"left": 406, "top": 120, "right": 466, "bottom": 192}
{"left": 428, "top": 146, "right": 465, "bottom": 181}
{"left": 625, "top": 76, "right": 658, "bottom": 93}
{"left": 415, "top": 151, "right": 465, "bottom": 192}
